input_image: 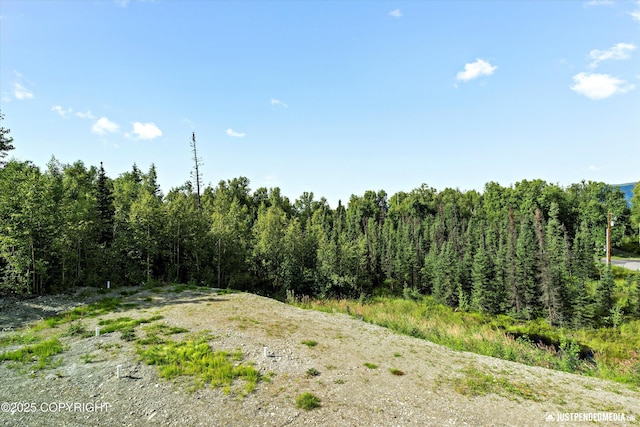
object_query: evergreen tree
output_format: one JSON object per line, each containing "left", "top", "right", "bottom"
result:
{"left": 471, "top": 239, "right": 496, "bottom": 313}
{"left": 515, "top": 214, "right": 540, "bottom": 319}
{"left": 540, "top": 202, "right": 570, "bottom": 326}
{"left": 432, "top": 241, "right": 457, "bottom": 307}
{"left": 96, "top": 162, "right": 115, "bottom": 246}
{"left": 595, "top": 267, "right": 615, "bottom": 326}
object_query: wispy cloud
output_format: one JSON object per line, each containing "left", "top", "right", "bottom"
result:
{"left": 588, "top": 42, "right": 636, "bottom": 68}
{"left": 1, "top": 92, "right": 10, "bottom": 103}
{"left": 389, "top": 9, "right": 402, "bottom": 18}
{"left": 456, "top": 58, "right": 497, "bottom": 82}
{"left": 270, "top": 98, "right": 288, "bottom": 108}
{"left": 129, "top": 122, "right": 162, "bottom": 140}
{"left": 51, "top": 105, "right": 73, "bottom": 117}
{"left": 115, "top": 0, "right": 130, "bottom": 7}
{"left": 76, "top": 110, "right": 96, "bottom": 120}
{"left": 631, "top": 1, "right": 640, "bottom": 21}
{"left": 91, "top": 117, "right": 120, "bottom": 135}
{"left": 588, "top": 165, "right": 601, "bottom": 171}
{"left": 226, "top": 128, "right": 246, "bottom": 138}
{"left": 571, "top": 72, "right": 635, "bottom": 99}
{"left": 583, "top": 0, "right": 614, "bottom": 7}
{"left": 14, "top": 83, "right": 33, "bottom": 100}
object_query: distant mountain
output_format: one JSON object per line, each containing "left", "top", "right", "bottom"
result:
{"left": 615, "top": 182, "right": 637, "bottom": 206}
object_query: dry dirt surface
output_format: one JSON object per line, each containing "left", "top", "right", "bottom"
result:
{"left": 1, "top": 286, "right": 639, "bottom": 427}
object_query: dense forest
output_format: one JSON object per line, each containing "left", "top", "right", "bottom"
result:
{"left": 1, "top": 113, "right": 639, "bottom": 330}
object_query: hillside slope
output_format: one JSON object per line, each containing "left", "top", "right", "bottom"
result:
{"left": 1, "top": 287, "right": 639, "bottom": 426}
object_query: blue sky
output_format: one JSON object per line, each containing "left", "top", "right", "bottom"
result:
{"left": 1, "top": 0, "right": 639, "bottom": 207}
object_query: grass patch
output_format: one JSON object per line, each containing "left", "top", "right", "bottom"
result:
{"left": 0, "top": 330, "right": 40, "bottom": 348}
{"left": 306, "top": 367, "right": 321, "bottom": 377}
{"left": 301, "top": 340, "right": 318, "bottom": 348}
{"left": 389, "top": 368, "right": 405, "bottom": 376}
{"left": 0, "top": 338, "right": 63, "bottom": 370}
{"left": 98, "top": 315, "right": 163, "bottom": 341}
{"left": 447, "top": 366, "right": 540, "bottom": 401}
{"left": 364, "top": 362, "right": 377, "bottom": 369}
{"left": 137, "top": 333, "right": 259, "bottom": 395}
{"left": 296, "top": 392, "right": 321, "bottom": 410}
{"left": 80, "top": 353, "right": 95, "bottom": 364}
{"left": 46, "top": 297, "right": 124, "bottom": 327}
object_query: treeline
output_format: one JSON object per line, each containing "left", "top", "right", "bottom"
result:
{"left": 0, "top": 158, "right": 637, "bottom": 328}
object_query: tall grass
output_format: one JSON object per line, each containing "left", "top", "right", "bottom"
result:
{"left": 296, "top": 296, "right": 640, "bottom": 387}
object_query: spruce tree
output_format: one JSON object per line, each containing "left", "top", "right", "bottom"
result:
{"left": 595, "top": 266, "right": 615, "bottom": 326}
{"left": 96, "top": 162, "right": 115, "bottom": 246}
{"left": 471, "top": 239, "right": 495, "bottom": 313}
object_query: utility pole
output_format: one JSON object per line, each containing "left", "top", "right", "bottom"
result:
{"left": 190, "top": 132, "right": 202, "bottom": 214}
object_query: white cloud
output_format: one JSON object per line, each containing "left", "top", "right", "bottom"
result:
{"left": 91, "top": 117, "right": 120, "bottom": 135}
{"left": 389, "top": 9, "right": 402, "bottom": 18}
{"left": 588, "top": 165, "right": 601, "bottom": 171}
{"left": 631, "top": 1, "right": 640, "bottom": 21}
{"left": 571, "top": 72, "right": 635, "bottom": 99}
{"left": 588, "top": 42, "right": 636, "bottom": 68}
{"left": 226, "top": 128, "right": 246, "bottom": 138}
{"left": 76, "top": 110, "right": 96, "bottom": 120}
{"left": 14, "top": 83, "right": 33, "bottom": 100}
{"left": 270, "top": 98, "right": 288, "bottom": 108}
{"left": 2, "top": 92, "right": 11, "bottom": 103}
{"left": 131, "top": 122, "right": 162, "bottom": 140}
{"left": 584, "top": 0, "right": 614, "bottom": 7}
{"left": 456, "top": 59, "right": 497, "bottom": 82}
{"left": 51, "top": 105, "right": 73, "bottom": 117}
{"left": 115, "top": 0, "right": 130, "bottom": 7}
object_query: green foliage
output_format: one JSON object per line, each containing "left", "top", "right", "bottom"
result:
{"left": 301, "top": 340, "right": 318, "bottom": 348}
{"left": 306, "top": 367, "right": 321, "bottom": 377}
{"left": 63, "top": 321, "right": 90, "bottom": 338}
{"left": 0, "top": 338, "right": 63, "bottom": 369}
{"left": 0, "top": 110, "right": 15, "bottom": 166}
{"left": 363, "top": 362, "right": 377, "bottom": 369}
{"left": 2, "top": 149, "right": 639, "bottom": 386}
{"left": 295, "top": 392, "right": 321, "bottom": 410}
{"left": 137, "top": 334, "right": 259, "bottom": 395}
{"left": 389, "top": 367, "right": 405, "bottom": 376}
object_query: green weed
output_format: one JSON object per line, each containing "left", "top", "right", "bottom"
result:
{"left": 296, "top": 392, "right": 321, "bottom": 410}
{"left": 364, "top": 362, "right": 377, "bottom": 369}
{"left": 137, "top": 334, "right": 259, "bottom": 395}
{"left": 389, "top": 368, "right": 405, "bottom": 376}
{"left": 306, "top": 367, "right": 321, "bottom": 377}
{"left": 0, "top": 338, "right": 63, "bottom": 369}
{"left": 301, "top": 340, "right": 318, "bottom": 348}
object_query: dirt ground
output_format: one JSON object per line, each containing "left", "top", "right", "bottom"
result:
{"left": 0, "top": 286, "right": 639, "bottom": 427}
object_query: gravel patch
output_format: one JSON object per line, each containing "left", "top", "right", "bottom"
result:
{"left": 1, "top": 289, "right": 639, "bottom": 426}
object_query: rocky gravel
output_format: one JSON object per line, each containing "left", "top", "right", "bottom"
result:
{"left": 0, "top": 287, "right": 639, "bottom": 426}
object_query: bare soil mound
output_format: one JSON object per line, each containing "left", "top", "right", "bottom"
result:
{"left": 0, "top": 287, "right": 638, "bottom": 426}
